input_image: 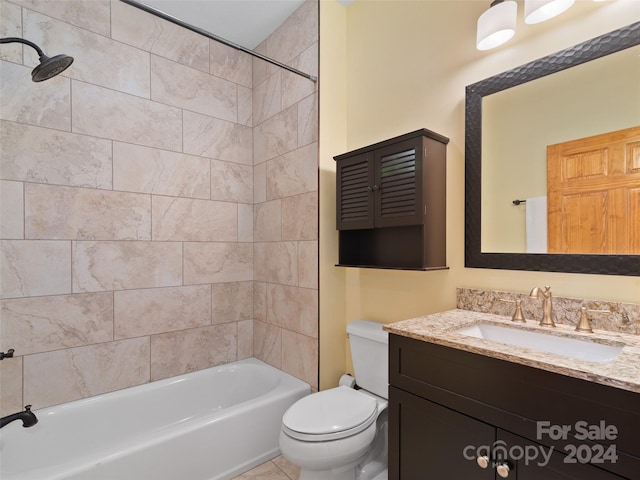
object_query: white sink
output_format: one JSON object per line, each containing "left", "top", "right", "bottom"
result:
{"left": 454, "top": 323, "right": 623, "bottom": 364}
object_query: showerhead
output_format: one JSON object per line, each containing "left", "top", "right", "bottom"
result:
{"left": 0, "top": 37, "right": 74, "bottom": 82}
{"left": 31, "top": 54, "right": 74, "bottom": 82}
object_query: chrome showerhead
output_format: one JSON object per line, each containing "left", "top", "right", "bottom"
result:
{"left": 0, "top": 37, "right": 74, "bottom": 82}
{"left": 31, "top": 53, "right": 74, "bottom": 82}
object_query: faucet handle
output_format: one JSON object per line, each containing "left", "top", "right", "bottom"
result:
{"left": 499, "top": 298, "right": 526, "bottom": 323}
{"left": 575, "top": 307, "right": 611, "bottom": 333}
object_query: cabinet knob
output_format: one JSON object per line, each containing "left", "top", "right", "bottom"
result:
{"left": 372, "top": 184, "right": 380, "bottom": 191}
{"left": 366, "top": 186, "right": 373, "bottom": 192}
{"left": 496, "top": 462, "right": 510, "bottom": 478}
{"left": 476, "top": 455, "right": 490, "bottom": 469}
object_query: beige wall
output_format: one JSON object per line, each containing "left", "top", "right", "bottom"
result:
{"left": 0, "top": 0, "right": 318, "bottom": 414}
{"left": 319, "top": 0, "right": 640, "bottom": 388}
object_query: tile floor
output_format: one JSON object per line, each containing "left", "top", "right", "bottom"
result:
{"left": 231, "top": 455, "right": 300, "bottom": 480}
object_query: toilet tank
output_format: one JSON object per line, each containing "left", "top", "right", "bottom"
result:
{"left": 347, "top": 320, "right": 389, "bottom": 399}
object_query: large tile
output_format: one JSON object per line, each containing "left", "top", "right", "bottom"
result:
{"left": 211, "top": 281, "right": 253, "bottom": 324}
{"left": 238, "top": 204, "right": 254, "bottom": 243}
{"left": 0, "top": 293, "right": 113, "bottom": 355}
{"left": 10, "top": 0, "right": 111, "bottom": 36}
{"left": 282, "top": 191, "right": 318, "bottom": 241}
{"left": 298, "top": 241, "right": 318, "bottom": 289}
{"left": 24, "top": 10, "right": 150, "bottom": 98}
{"left": 152, "top": 196, "right": 237, "bottom": 242}
{"left": 265, "top": 0, "right": 318, "bottom": 65}
{"left": 252, "top": 55, "right": 279, "bottom": 92}
{"left": 266, "top": 284, "right": 318, "bottom": 338}
{"left": 253, "top": 320, "right": 281, "bottom": 369}
{"left": 113, "top": 142, "right": 209, "bottom": 199}
{"left": 111, "top": 1, "right": 209, "bottom": 72}
{"left": 23, "top": 337, "right": 150, "bottom": 409}
{"left": 72, "top": 82, "right": 182, "bottom": 152}
{"left": 254, "top": 106, "right": 298, "bottom": 164}
{"left": 0, "top": 356, "right": 23, "bottom": 416}
{"left": 114, "top": 285, "right": 211, "bottom": 339}
{"left": 253, "top": 71, "right": 282, "bottom": 126}
{"left": 238, "top": 85, "right": 253, "bottom": 127}
{"left": 150, "top": 323, "right": 237, "bottom": 381}
{"left": 267, "top": 143, "right": 318, "bottom": 199}
{"left": 0, "top": 181, "right": 23, "bottom": 239}
{"left": 254, "top": 161, "right": 267, "bottom": 203}
{"left": 1, "top": 240, "right": 71, "bottom": 299}
{"left": 0, "top": 121, "right": 112, "bottom": 189}
{"left": 184, "top": 242, "right": 253, "bottom": 284}
{"left": 209, "top": 40, "right": 252, "bottom": 87}
{"left": 0, "top": 2, "right": 22, "bottom": 62}
{"left": 237, "top": 319, "right": 253, "bottom": 360}
{"left": 183, "top": 111, "right": 252, "bottom": 165}
{"left": 281, "top": 329, "right": 318, "bottom": 388}
{"left": 282, "top": 45, "right": 318, "bottom": 110}
{"left": 151, "top": 55, "right": 236, "bottom": 122}
{"left": 253, "top": 281, "right": 267, "bottom": 323}
{"left": 25, "top": 184, "right": 151, "bottom": 240}
{"left": 254, "top": 200, "right": 282, "bottom": 242}
{"left": 0, "top": 61, "right": 70, "bottom": 131}
{"left": 297, "top": 92, "right": 319, "bottom": 147}
{"left": 210, "top": 160, "right": 253, "bottom": 203}
{"left": 254, "top": 242, "right": 298, "bottom": 285}
{"left": 72, "top": 241, "right": 182, "bottom": 292}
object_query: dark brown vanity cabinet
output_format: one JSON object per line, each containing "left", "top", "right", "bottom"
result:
{"left": 334, "top": 129, "right": 449, "bottom": 270}
{"left": 389, "top": 334, "right": 639, "bottom": 480}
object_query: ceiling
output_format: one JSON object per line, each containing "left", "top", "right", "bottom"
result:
{"left": 141, "top": 0, "right": 307, "bottom": 50}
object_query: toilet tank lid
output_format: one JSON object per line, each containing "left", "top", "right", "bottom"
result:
{"left": 346, "top": 320, "right": 388, "bottom": 344}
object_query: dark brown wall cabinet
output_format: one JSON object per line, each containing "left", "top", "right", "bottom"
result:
{"left": 334, "top": 129, "right": 449, "bottom": 270}
{"left": 389, "top": 334, "right": 639, "bottom": 480}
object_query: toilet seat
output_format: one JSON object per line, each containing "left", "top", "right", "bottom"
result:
{"left": 282, "top": 386, "right": 378, "bottom": 442}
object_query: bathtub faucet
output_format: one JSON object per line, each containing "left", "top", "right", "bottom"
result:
{"left": 0, "top": 405, "right": 38, "bottom": 429}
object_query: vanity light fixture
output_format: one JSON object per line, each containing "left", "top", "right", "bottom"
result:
{"left": 476, "top": 0, "right": 582, "bottom": 51}
{"left": 476, "top": 0, "right": 518, "bottom": 51}
{"left": 524, "top": 0, "right": 575, "bottom": 24}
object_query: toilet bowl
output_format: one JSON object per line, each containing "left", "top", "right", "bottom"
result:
{"left": 279, "top": 320, "right": 389, "bottom": 480}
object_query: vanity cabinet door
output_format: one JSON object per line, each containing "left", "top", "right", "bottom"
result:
{"left": 498, "top": 430, "right": 623, "bottom": 480}
{"left": 389, "top": 386, "right": 495, "bottom": 480}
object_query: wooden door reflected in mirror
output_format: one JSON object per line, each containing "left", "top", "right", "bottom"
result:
{"left": 547, "top": 126, "right": 640, "bottom": 254}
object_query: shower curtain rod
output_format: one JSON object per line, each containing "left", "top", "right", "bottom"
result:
{"left": 120, "top": 0, "right": 317, "bottom": 83}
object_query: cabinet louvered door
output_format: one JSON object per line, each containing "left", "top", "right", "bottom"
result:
{"left": 374, "top": 139, "right": 423, "bottom": 227}
{"left": 336, "top": 152, "right": 375, "bottom": 230}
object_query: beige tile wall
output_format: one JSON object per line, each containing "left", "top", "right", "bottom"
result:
{"left": 252, "top": 0, "right": 319, "bottom": 390}
{"left": 0, "top": 0, "right": 319, "bottom": 414}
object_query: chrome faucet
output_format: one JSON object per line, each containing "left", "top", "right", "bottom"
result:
{"left": 0, "top": 405, "right": 38, "bottom": 429}
{"left": 529, "top": 286, "right": 555, "bottom": 327}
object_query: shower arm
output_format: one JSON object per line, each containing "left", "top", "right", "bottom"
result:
{"left": 0, "top": 37, "right": 46, "bottom": 57}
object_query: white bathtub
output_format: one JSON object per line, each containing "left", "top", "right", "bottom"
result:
{"left": 0, "top": 358, "right": 310, "bottom": 480}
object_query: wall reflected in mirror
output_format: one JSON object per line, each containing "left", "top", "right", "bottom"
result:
{"left": 481, "top": 45, "right": 640, "bottom": 255}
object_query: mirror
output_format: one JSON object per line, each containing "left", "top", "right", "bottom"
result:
{"left": 465, "top": 22, "right": 640, "bottom": 276}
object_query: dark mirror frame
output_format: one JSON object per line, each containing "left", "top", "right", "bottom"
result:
{"left": 465, "top": 22, "right": 640, "bottom": 276}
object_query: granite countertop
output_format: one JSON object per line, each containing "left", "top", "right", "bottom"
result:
{"left": 384, "top": 309, "right": 640, "bottom": 394}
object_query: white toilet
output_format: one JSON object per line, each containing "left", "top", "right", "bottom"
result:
{"left": 279, "top": 320, "right": 389, "bottom": 480}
